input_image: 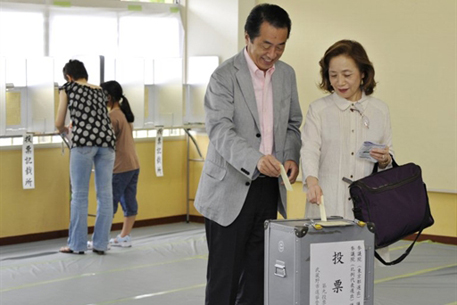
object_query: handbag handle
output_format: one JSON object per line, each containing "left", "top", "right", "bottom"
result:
{"left": 375, "top": 229, "right": 423, "bottom": 265}
{"left": 374, "top": 183, "right": 432, "bottom": 266}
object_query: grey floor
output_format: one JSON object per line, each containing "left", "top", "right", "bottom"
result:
{"left": 1, "top": 222, "right": 456, "bottom": 305}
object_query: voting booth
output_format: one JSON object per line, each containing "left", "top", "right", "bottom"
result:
{"left": 0, "top": 57, "right": 55, "bottom": 136}
{"left": 264, "top": 218, "right": 375, "bottom": 305}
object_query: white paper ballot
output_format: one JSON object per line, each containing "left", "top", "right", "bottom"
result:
{"left": 279, "top": 164, "right": 293, "bottom": 191}
{"left": 319, "top": 195, "right": 327, "bottom": 221}
{"left": 316, "top": 196, "right": 353, "bottom": 227}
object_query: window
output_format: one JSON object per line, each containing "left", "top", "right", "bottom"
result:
{"left": 0, "top": 9, "right": 44, "bottom": 57}
{"left": 119, "top": 14, "right": 183, "bottom": 58}
{"left": 0, "top": 1, "right": 184, "bottom": 145}
{"left": 121, "top": 0, "right": 177, "bottom": 3}
{"left": 49, "top": 11, "right": 118, "bottom": 59}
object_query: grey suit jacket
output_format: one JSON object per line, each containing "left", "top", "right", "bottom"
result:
{"left": 194, "top": 49, "right": 303, "bottom": 226}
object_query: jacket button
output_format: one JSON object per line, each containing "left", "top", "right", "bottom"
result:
{"left": 256, "top": 133, "right": 261, "bottom": 138}
{"left": 245, "top": 182, "right": 250, "bottom": 186}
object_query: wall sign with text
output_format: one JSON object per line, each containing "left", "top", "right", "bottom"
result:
{"left": 22, "top": 134, "right": 35, "bottom": 189}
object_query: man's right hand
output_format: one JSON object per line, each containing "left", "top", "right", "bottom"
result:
{"left": 257, "top": 155, "right": 281, "bottom": 177}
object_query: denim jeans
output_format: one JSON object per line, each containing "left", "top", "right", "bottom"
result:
{"left": 113, "top": 169, "right": 140, "bottom": 217}
{"left": 68, "top": 146, "right": 115, "bottom": 252}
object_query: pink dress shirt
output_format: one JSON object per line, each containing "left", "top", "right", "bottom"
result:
{"left": 244, "top": 48, "right": 275, "bottom": 155}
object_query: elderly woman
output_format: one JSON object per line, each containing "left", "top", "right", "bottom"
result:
{"left": 301, "top": 40, "right": 393, "bottom": 222}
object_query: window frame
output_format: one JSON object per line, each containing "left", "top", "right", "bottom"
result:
{"left": 0, "top": 0, "right": 185, "bottom": 147}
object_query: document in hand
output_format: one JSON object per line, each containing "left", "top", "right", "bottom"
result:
{"left": 279, "top": 164, "right": 293, "bottom": 191}
{"left": 357, "top": 141, "right": 386, "bottom": 163}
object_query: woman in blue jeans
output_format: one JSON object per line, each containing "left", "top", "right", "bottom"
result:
{"left": 55, "top": 59, "right": 115, "bottom": 255}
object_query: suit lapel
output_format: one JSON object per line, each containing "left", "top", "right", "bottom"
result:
{"left": 234, "top": 51, "right": 260, "bottom": 129}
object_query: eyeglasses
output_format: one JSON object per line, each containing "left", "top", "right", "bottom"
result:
{"left": 351, "top": 106, "right": 369, "bottom": 129}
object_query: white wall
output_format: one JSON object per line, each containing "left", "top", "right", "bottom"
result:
{"left": 264, "top": 0, "right": 456, "bottom": 192}
{"left": 185, "top": 0, "right": 457, "bottom": 191}
{"left": 237, "top": 0, "right": 256, "bottom": 50}
{"left": 185, "top": 0, "right": 240, "bottom": 63}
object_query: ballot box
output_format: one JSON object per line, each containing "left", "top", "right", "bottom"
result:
{"left": 264, "top": 218, "right": 375, "bottom": 305}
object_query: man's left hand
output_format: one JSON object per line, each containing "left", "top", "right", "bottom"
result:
{"left": 284, "top": 160, "right": 299, "bottom": 184}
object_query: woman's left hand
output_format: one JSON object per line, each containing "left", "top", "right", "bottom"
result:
{"left": 370, "top": 147, "right": 391, "bottom": 168}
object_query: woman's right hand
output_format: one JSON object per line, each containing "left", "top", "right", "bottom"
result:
{"left": 306, "top": 176, "right": 323, "bottom": 204}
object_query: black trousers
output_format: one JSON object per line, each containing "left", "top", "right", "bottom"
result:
{"left": 204, "top": 176, "right": 279, "bottom": 305}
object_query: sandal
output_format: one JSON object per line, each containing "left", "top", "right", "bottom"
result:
{"left": 59, "top": 246, "right": 85, "bottom": 255}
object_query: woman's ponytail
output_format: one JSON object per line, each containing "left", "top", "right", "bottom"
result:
{"left": 101, "top": 81, "right": 135, "bottom": 123}
{"left": 120, "top": 95, "right": 135, "bottom": 123}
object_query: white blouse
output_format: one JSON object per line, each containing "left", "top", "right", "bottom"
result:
{"left": 301, "top": 92, "right": 393, "bottom": 219}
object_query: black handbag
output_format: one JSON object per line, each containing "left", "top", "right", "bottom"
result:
{"left": 348, "top": 158, "right": 434, "bottom": 265}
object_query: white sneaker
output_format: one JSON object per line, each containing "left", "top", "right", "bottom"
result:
{"left": 87, "top": 241, "right": 111, "bottom": 250}
{"left": 109, "top": 235, "right": 132, "bottom": 248}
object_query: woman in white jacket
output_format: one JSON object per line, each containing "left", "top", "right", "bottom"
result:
{"left": 301, "top": 39, "right": 394, "bottom": 221}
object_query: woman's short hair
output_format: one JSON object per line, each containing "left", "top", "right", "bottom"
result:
{"left": 319, "top": 40, "right": 376, "bottom": 95}
{"left": 244, "top": 3, "right": 291, "bottom": 41}
{"left": 62, "top": 59, "right": 88, "bottom": 81}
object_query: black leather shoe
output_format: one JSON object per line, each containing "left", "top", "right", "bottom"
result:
{"left": 92, "top": 249, "right": 105, "bottom": 255}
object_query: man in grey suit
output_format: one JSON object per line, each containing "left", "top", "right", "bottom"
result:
{"left": 194, "top": 4, "right": 302, "bottom": 305}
